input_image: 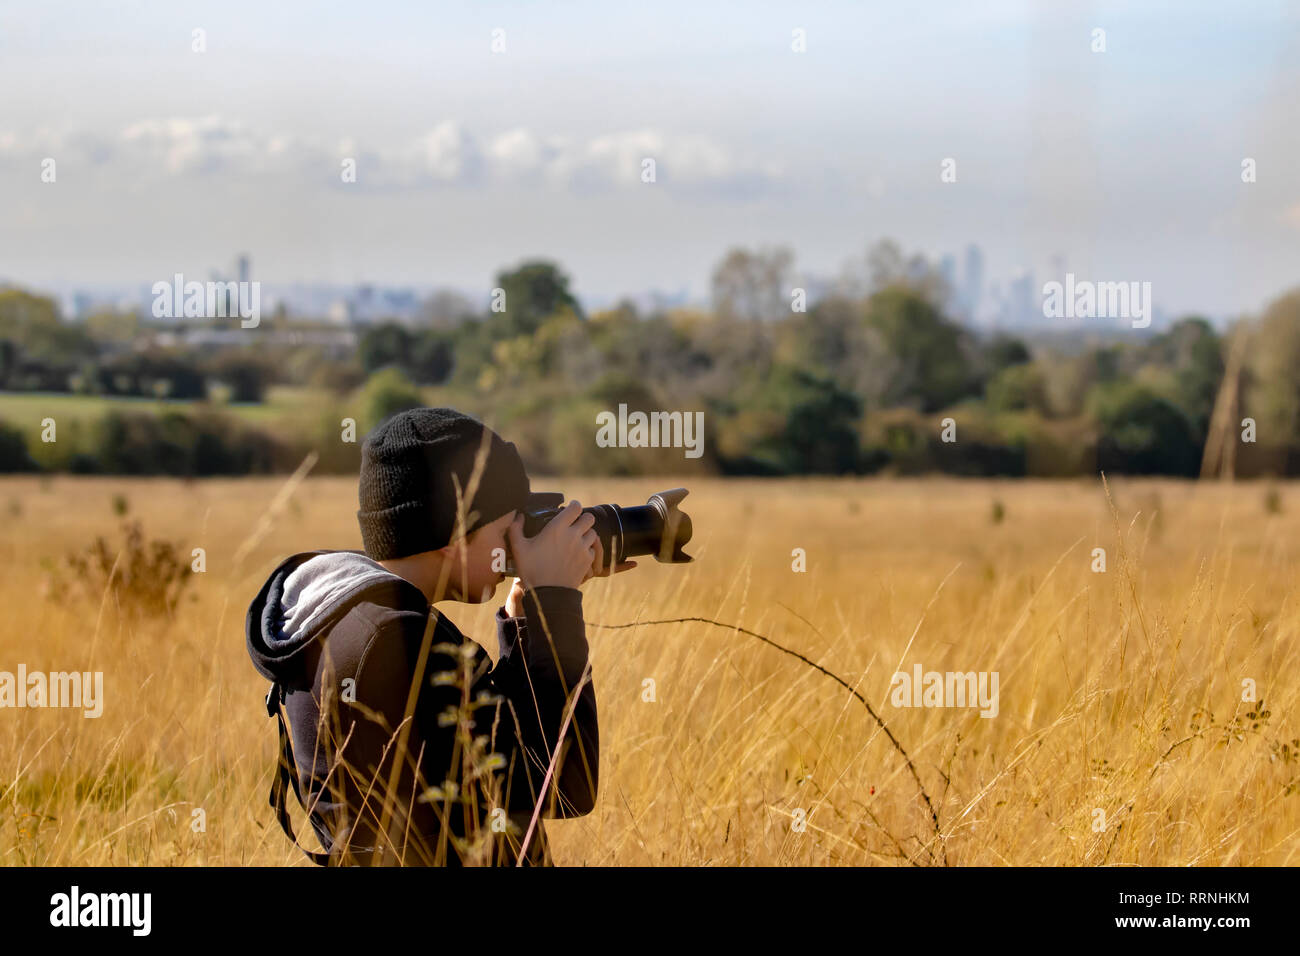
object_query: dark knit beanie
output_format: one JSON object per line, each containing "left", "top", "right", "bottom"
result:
{"left": 357, "top": 407, "right": 530, "bottom": 560}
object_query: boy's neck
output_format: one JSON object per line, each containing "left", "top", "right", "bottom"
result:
{"left": 379, "top": 551, "right": 449, "bottom": 605}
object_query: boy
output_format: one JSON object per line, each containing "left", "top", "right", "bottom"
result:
{"left": 245, "top": 407, "right": 632, "bottom": 865}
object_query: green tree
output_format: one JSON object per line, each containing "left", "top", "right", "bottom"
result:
{"left": 1143, "top": 316, "right": 1223, "bottom": 439}
{"left": 96, "top": 351, "right": 207, "bottom": 399}
{"left": 491, "top": 260, "right": 584, "bottom": 338}
{"left": 358, "top": 322, "right": 414, "bottom": 374}
{"left": 1245, "top": 290, "right": 1300, "bottom": 447}
{"left": 710, "top": 245, "right": 796, "bottom": 323}
{"left": 862, "top": 286, "right": 975, "bottom": 412}
{"left": 984, "top": 335, "right": 1032, "bottom": 373}
{"left": 358, "top": 366, "right": 424, "bottom": 433}
{"left": 85, "top": 308, "right": 140, "bottom": 346}
{"left": 985, "top": 363, "right": 1048, "bottom": 414}
{"left": 207, "top": 352, "right": 270, "bottom": 403}
{"left": 0, "top": 421, "right": 37, "bottom": 472}
{"left": 0, "top": 288, "right": 96, "bottom": 373}
{"left": 718, "top": 364, "right": 862, "bottom": 474}
{"left": 0, "top": 288, "right": 62, "bottom": 348}
{"left": 838, "top": 239, "right": 952, "bottom": 308}
{"left": 409, "top": 329, "right": 454, "bottom": 384}
{"left": 1087, "top": 382, "right": 1200, "bottom": 476}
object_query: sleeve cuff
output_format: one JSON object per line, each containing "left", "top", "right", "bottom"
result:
{"left": 520, "top": 586, "right": 588, "bottom": 676}
{"left": 495, "top": 604, "right": 524, "bottom": 662}
{"left": 523, "top": 585, "right": 583, "bottom": 618}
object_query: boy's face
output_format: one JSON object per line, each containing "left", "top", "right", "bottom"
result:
{"left": 440, "top": 509, "right": 515, "bottom": 602}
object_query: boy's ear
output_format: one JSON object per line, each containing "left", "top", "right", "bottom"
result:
{"left": 438, "top": 535, "right": 467, "bottom": 556}
{"left": 435, "top": 527, "right": 466, "bottom": 556}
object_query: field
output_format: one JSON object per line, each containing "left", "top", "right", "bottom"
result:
{"left": 0, "top": 385, "right": 338, "bottom": 432}
{"left": 1, "top": 473, "right": 1298, "bottom": 866}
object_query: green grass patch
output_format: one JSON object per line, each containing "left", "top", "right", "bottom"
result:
{"left": 0, "top": 386, "right": 330, "bottom": 433}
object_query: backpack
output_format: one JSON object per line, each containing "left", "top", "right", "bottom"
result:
{"left": 264, "top": 680, "right": 337, "bottom": 866}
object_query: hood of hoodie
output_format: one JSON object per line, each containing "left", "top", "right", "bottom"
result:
{"left": 245, "top": 549, "right": 423, "bottom": 686}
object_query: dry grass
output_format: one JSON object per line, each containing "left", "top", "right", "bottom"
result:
{"left": 1, "top": 473, "right": 1297, "bottom": 865}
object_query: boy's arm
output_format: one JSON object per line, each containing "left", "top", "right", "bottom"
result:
{"left": 489, "top": 585, "right": 599, "bottom": 818}
{"left": 338, "top": 594, "right": 596, "bottom": 864}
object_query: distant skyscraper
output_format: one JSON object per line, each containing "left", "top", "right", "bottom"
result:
{"left": 962, "top": 244, "right": 984, "bottom": 323}
{"left": 1008, "top": 269, "right": 1036, "bottom": 327}
{"left": 987, "top": 279, "right": 1005, "bottom": 329}
{"left": 1044, "top": 254, "right": 1067, "bottom": 327}
{"left": 70, "top": 292, "right": 92, "bottom": 320}
{"left": 236, "top": 254, "right": 250, "bottom": 284}
{"left": 938, "top": 253, "right": 957, "bottom": 309}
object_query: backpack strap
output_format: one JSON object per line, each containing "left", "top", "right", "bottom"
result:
{"left": 265, "top": 682, "right": 336, "bottom": 866}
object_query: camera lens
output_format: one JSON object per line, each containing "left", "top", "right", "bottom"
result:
{"left": 503, "top": 489, "right": 693, "bottom": 575}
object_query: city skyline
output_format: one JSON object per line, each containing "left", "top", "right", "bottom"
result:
{"left": 22, "top": 239, "right": 1192, "bottom": 335}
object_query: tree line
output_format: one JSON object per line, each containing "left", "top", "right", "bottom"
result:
{"left": 2, "top": 242, "right": 1299, "bottom": 477}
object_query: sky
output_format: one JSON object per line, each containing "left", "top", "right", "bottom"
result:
{"left": 1, "top": 0, "right": 1298, "bottom": 319}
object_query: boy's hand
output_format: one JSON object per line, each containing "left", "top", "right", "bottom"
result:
{"left": 582, "top": 535, "right": 638, "bottom": 584}
{"left": 504, "top": 535, "right": 637, "bottom": 616}
{"left": 507, "top": 500, "right": 599, "bottom": 590}
{"left": 504, "top": 577, "right": 526, "bottom": 618}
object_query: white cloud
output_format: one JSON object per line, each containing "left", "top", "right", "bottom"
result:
{"left": 119, "top": 116, "right": 262, "bottom": 174}
{"left": 407, "top": 121, "right": 484, "bottom": 183}
{"left": 0, "top": 117, "right": 786, "bottom": 198}
{"left": 542, "top": 129, "right": 783, "bottom": 196}
{"left": 486, "top": 127, "right": 565, "bottom": 181}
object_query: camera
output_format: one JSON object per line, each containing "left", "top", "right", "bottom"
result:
{"left": 503, "top": 487, "right": 694, "bottom": 575}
